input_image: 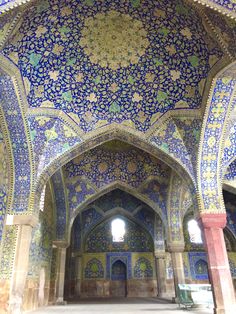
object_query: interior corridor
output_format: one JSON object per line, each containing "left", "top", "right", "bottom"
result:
{"left": 26, "top": 298, "right": 213, "bottom": 314}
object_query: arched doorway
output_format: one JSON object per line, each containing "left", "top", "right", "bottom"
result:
{"left": 111, "top": 260, "right": 127, "bottom": 297}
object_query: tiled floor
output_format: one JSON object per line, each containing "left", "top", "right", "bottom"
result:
{"left": 26, "top": 298, "right": 213, "bottom": 314}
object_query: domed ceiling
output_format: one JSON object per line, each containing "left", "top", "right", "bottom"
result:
{"left": 2, "top": 0, "right": 222, "bottom": 132}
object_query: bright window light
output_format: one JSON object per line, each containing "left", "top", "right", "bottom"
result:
{"left": 111, "top": 218, "right": 125, "bottom": 242}
{"left": 188, "top": 219, "right": 203, "bottom": 244}
{"left": 39, "top": 185, "right": 46, "bottom": 212}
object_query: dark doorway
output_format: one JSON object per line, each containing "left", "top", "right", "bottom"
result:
{"left": 110, "top": 260, "right": 127, "bottom": 297}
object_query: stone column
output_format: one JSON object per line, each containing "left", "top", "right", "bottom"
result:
{"left": 155, "top": 251, "right": 167, "bottom": 298}
{"left": 168, "top": 242, "right": 185, "bottom": 300}
{"left": 54, "top": 242, "right": 68, "bottom": 305}
{"left": 199, "top": 213, "right": 236, "bottom": 314}
{"left": 74, "top": 254, "right": 82, "bottom": 297}
{"left": 6, "top": 214, "right": 38, "bottom": 314}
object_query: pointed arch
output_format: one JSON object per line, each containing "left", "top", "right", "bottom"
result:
{"left": 0, "top": 54, "right": 34, "bottom": 213}
{"left": 68, "top": 182, "right": 166, "bottom": 243}
{"left": 35, "top": 127, "right": 196, "bottom": 212}
{"left": 197, "top": 61, "right": 236, "bottom": 213}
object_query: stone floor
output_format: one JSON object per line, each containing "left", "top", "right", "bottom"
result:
{"left": 26, "top": 298, "right": 213, "bottom": 314}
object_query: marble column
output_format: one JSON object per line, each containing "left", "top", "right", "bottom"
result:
{"left": 54, "top": 242, "right": 68, "bottom": 305}
{"left": 199, "top": 213, "right": 236, "bottom": 314}
{"left": 155, "top": 252, "right": 167, "bottom": 298}
{"left": 168, "top": 242, "right": 185, "bottom": 301}
{"left": 6, "top": 214, "right": 37, "bottom": 314}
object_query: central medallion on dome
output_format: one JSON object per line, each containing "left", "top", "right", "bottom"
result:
{"left": 80, "top": 10, "right": 149, "bottom": 70}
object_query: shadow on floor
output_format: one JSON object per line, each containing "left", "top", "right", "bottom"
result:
{"left": 66, "top": 297, "right": 171, "bottom": 305}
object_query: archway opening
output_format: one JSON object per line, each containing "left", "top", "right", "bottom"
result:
{"left": 111, "top": 260, "right": 127, "bottom": 297}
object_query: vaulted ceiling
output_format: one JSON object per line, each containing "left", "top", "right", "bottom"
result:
{"left": 1, "top": 0, "right": 224, "bottom": 133}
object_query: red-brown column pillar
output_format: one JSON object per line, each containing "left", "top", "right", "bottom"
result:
{"left": 199, "top": 213, "right": 236, "bottom": 314}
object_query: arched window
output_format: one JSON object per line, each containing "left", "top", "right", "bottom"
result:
{"left": 111, "top": 218, "right": 125, "bottom": 242}
{"left": 187, "top": 219, "right": 203, "bottom": 244}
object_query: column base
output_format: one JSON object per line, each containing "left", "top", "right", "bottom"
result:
{"left": 214, "top": 305, "right": 236, "bottom": 314}
{"left": 8, "top": 295, "right": 23, "bottom": 314}
{"left": 55, "top": 298, "right": 67, "bottom": 305}
{"left": 157, "top": 292, "right": 171, "bottom": 299}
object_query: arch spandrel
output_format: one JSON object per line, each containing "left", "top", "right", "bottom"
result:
{"left": 68, "top": 182, "right": 167, "bottom": 237}
{"left": 34, "top": 128, "right": 196, "bottom": 208}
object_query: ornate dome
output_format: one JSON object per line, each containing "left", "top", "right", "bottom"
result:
{"left": 3, "top": 0, "right": 222, "bottom": 132}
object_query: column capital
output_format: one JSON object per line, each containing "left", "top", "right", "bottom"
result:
{"left": 167, "top": 242, "right": 185, "bottom": 253}
{"left": 5, "top": 214, "right": 38, "bottom": 227}
{"left": 154, "top": 251, "right": 166, "bottom": 259}
{"left": 198, "top": 213, "right": 226, "bottom": 229}
{"left": 53, "top": 241, "right": 69, "bottom": 248}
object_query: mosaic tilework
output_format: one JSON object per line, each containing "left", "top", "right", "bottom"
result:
{"left": 2, "top": 0, "right": 222, "bottom": 132}
{"left": 133, "top": 257, "right": 153, "bottom": 278}
{"left": 188, "top": 252, "right": 209, "bottom": 280}
{"left": 85, "top": 258, "right": 104, "bottom": 279}
{"left": 66, "top": 178, "right": 96, "bottom": 214}
{"left": 0, "top": 127, "right": 8, "bottom": 242}
{"left": 228, "top": 253, "right": 236, "bottom": 278}
{"left": 182, "top": 253, "right": 190, "bottom": 279}
{"left": 90, "top": 189, "right": 143, "bottom": 213}
{"left": 50, "top": 247, "right": 58, "bottom": 281}
{"left": 0, "top": 74, "right": 31, "bottom": 213}
{"left": 174, "top": 118, "right": 201, "bottom": 175}
{"left": 28, "top": 115, "right": 81, "bottom": 178}
{"left": 134, "top": 206, "right": 154, "bottom": 237}
{"left": 139, "top": 180, "right": 168, "bottom": 220}
{"left": 150, "top": 118, "right": 202, "bottom": 180}
{"left": 28, "top": 205, "right": 54, "bottom": 278}
{"left": 182, "top": 186, "right": 193, "bottom": 215}
{"left": 51, "top": 171, "right": 67, "bottom": 240}
{"left": 166, "top": 253, "right": 173, "bottom": 279}
{"left": 111, "top": 260, "right": 127, "bottom": 280}
{"left": 208, "top": 0, "right": 236, "bottom": 13}
{"left": 154, "top": 216, "right": 165, "bottom": 251}
{"left": 224, "top": 190, "right": 236, "bottom": 236}
{"left": 205, "top": 8, "right": 236, "bottom": 58}
{"left": 106, "top": 252, "right": 132, "bottom": 279}
{"left": 0, "top": 225, "right": 18, "bottom": 279}
{"left": 224, "top": 160, "right": 236, "bottom": 180}
{"left": 82, "top": 207, "right": 103, "bottom": 233}
{"left": 65, "top": 146, "right": 169, "bottom": 189}
{"left": 0, "top": 0, "right": 14, "bottom": 5}
{"left": 34, "top": 128, "right": 194, "bottom": 198}
{"left": 199, "top": 70, "right": 236, "bottom": 213}
{"left": 0, "top": 8, "right": 20, "bottom": 47}
{"left": 85, "top": 216, "right": 153, "bottom": 253}
{"left": 0, "top": 0, "right": 15, "bottom": 11}
{"left": 72, "top": 215, "right": 81, "bottom": 250}
{"left": 222, "top": 118, "right": 236, "bottom": 173}
{"left": 229, "top": 259, "right": 236, "bottom": 277}
{"left": 168, "top": 174, "right": 183, "bottom": 242}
